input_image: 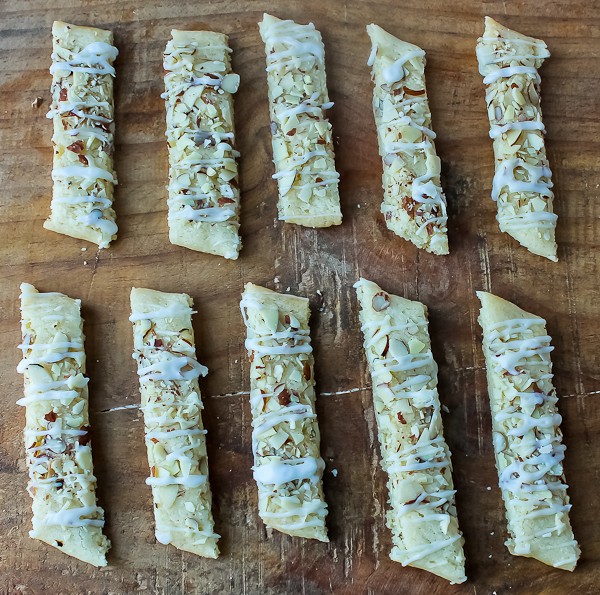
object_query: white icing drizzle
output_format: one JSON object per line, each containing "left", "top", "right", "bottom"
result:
{"left": 262, "top": 19, "right": 324, "bottom": 72}
{"left": 28, "top": 469, "right": 96, "bottom": 491}
{"left": 137, "top": 355, "right": 208, "bottom": 382}
{"left": 483, "top": 65, "right": 540, "bottom": 85}
{"left": 383, "top": 140, "right": 432, "bottom": 155}
{"left": 253, "top": 456, "right": 324, "bottom": 486}
{"left": 50, "top": 42, "right": 118, "bottom": 76}
{"left": 52, "top": 164, "right": 115, "bottom": 184}
{"left": 64, "top": 126, "right": 111, "bottom": 144}
{"left": 245, "top": 330, "right": 312, "bottom": 356}
{"left": 273, "top": 150, "right": 329, "bottom": 180}
{"left": 25, "top": 424, "right": 88, "bottom": 439}
{"left": 276, "top": 91, "right": 333, "bottom": 120}
{"left": 371, "top": 352, "right": 435, "bottom": 378}
{"left": 497, "top": 210, "right": 558, "bottom": 230}
{"left": 29, "top": 505, "right": 105, "bottom": 535}
{"left": 396, "top": 534, "right": 462, "bottom": 567}
{"left": 252, "top": 404, "right": 316, "bottom": 440}
{"left": 46, "top": 99, "right": 111, "bottom": 119}
{"left": 382, "top": 49, "right": 426, "bottom": 84}
{"left": 168, "top": 205, "right": 236, "bottom": 223}
{"left": 411, "top": 173, "right": 448, "bottom": 227}
{"left": 491, "top": 158, "right": 553, "bottom": 202}
{"left": 260, "top": 499, "right": 327, "bottom": 521}
{"left": 17, "top": 389, "right": 79, "bottom": 406}
{"left": 488, "top": 317, "right": 552, "bottom": 375}
{"left": 161, "top": 73, "right": 240, "bottom": 99}
{"left": 477, "top": 36, "right": 549, "bottom": 73}
{"left": 17, "top": 348, "right": 84, "bottom": 373}
{"left": 489, "top": 119, "right": 545, "bottom": 139}
{"left": 77, "top": 209, "right": 118, "bottom": 237}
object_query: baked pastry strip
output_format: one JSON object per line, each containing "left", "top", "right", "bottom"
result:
{"left": 477, "top": 291, "right": 579, "bottom": 570}
{"left": 45, "top": 21, "right": 118, "bottom": 248}
{"left": 130, "top": 288, "right": 219, "bottom": 558}
{"left": 355, "top": 278, "right": 466, "bottom": 583}
{"left": 476, "top": 17, "right": 557, "bottom": 261}
{"left": 367, "top": 24, "right": 449, "bottom": 255}
{"left": 259, "top": 13, "right": 342, "bottom": 228}
{"left": 17, "top": 283, "right": 110, "bottom": 567}
{"left": 240, "top": 283, "right": 328, "bottom": 541}
{"left": 163, "top": 30, "right": 241, "bottom": 259}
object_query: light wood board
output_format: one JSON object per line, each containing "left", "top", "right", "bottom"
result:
{"left": 0, "top": 0, "right": 599, "bottom": 593}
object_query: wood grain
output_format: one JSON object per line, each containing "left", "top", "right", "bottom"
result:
{"left": 1, "top": 0, "right": 599, "bottom": 593}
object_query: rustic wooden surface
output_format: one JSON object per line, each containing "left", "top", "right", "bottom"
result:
{"left": 0, "top": 0, "right": 599, "bottom": 593}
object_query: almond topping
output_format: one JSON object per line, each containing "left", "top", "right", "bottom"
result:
{"left": 303, "top": 362, "right": 311, "bottom": 381}
{"left": 278, "top": 388, "right": 292, "bottom": 406}
{"left": 66, "top": 141, "right": 84, "bottom": 153}
{"left": 78, "top": 425, "right": 91, "bottom": 446}
{"left": 372, "top": 292, "right": 390, "bottom": 312}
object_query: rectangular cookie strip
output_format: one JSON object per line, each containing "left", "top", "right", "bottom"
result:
{"left": 367, "top": 25, "right": 448, "bottom": 255}
{"left": 45, "top": 21, "right": 118, "bottom": 248}
{"left": 240, "top": 283, "right": 328, "bottom": 541}
{"left": 259, "top": 13, "right": 342, "bottom": 228}
{"left": 17, "top": 283, "right": 109, "bottom": 567}
{"left": 163, "top": 30, "right": 241, "bottom": 259}
{"left": 354, "top": 279, "right": 466, "bottom": 584}
{"left": 476, "top": 17, "right": 557, "bottom": 261}
{"left": 477, "top": 292, "right": 579, "bottom": 570}
{"left": 130, "top": 288, "right": 219, "bottom": 558}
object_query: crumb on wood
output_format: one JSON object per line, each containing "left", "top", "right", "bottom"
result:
{"left": 31, "top": 96, "right": 43, "bottom": 108}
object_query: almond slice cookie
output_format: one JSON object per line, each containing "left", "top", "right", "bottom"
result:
{"left": 130, "top": 288, "right": 219, "bottom": 558}
{"left": 477, "top": 291, "right": 579, "bottom": 570}
{"left": 476, "top": 17, "right": 557, "bottom": 261}
{"left": 17, "top": 283, "right": 110, "bottom": 567}
{"left": 45, "top": 21, "right": 118, "bottom": 249}
{"left": 240, "top": 283, "right": 328, "bottom": 541}
{"left": 259, "top": 13, "right": 342, "bottom": 228}
{"left": 367, "top": 25, "right": 449, "bottom": 255}
{"left": 163, "top": 30, "right": 242, "bottom": 259}
{"left": 355, "top": 278, "right": 466, "bottom": 583}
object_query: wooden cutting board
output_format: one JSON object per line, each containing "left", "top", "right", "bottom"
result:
{"left": 1, "top": 0, "right": 598, "bottom": 593}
